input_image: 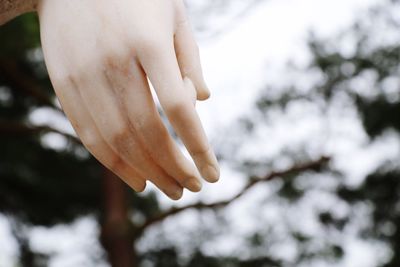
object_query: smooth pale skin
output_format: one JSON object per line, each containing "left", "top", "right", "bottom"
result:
{"left": 36, "top": 0, "right": 220, "bottom": 200}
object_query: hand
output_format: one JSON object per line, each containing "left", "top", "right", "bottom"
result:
{"left": 37, "top": 0, "right": 220, "bottom": 200}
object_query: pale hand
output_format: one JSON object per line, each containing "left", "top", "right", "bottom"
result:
{"left": 37, "top": 0, "right": 220, "bottom": 200}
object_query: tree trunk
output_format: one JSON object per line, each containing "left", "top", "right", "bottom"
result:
{"left": 100, "top": 167, "right": 137, "bottom": 267}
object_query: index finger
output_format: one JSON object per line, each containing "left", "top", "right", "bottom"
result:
{"left": 137, "top": 42, "right": 220, "bottom": 183}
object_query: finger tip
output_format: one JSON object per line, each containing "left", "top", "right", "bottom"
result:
{"left": 168, "top": 188, "right": 184, "bottom": 200}
{"left": 197, "top": 90, "right": 210, "bottom": 101}
{"left": 126, "top": 179, "right": 147, "bottom": 193}
{"left": 184, "top": 177, "right": 203, "bottom": 192}
{"left": 183, "top": 76, "right": 210, "bottom": 101}
{"left": 201, "top": 164, "right": 220, "bottom": 183}
{"left": 206, "top": 177, "right": 219, "bottom": 183}
{"left": 198, "top": 80, "right": 211, "bottom": 100}
{"left": 136, "top": 183, "right": 147, "bottom": 193}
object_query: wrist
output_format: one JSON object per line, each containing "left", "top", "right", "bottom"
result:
{"left": 0, "top": 0, "right": 39, "bottom": 25}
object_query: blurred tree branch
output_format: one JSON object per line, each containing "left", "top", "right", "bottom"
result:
{"left": 101, "top": 168, "right": 137, "bottom": 267}
{"left": 0, "top": 58, "right": 62, "bottom": 112}
{"left": 0, "top": 119, "right": 80, "bottom": 144}
{"left": 136, "top": 156, "right": 331, "bottom": 235}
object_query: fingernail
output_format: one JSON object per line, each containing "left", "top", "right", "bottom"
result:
{"left": 184, "top": 178, "right": 202, "bottom": 192}
{"left": 201, "top": 164, "right": 220, "bottom": 183}
{"left": 168, "top": 188, "right": 183, "bottom": 200}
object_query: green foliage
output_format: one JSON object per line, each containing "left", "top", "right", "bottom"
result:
{"left": 307, "top": 5, "right": 400, "bottom": 266}
{"left": 0, "top": 14, "right": 102, "bottom": 226}
{"left": 0, "top": 13, "right": 40, "bottom": 58}
{"left": 0, "top": 134, "right": 102, "bottom": 225}
{"left": 356, "top": 97, "right": 400, "bottom": 138}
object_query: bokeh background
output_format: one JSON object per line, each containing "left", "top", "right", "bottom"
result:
{"left": 1, "top": 0, "right": 400, "bottom": 266}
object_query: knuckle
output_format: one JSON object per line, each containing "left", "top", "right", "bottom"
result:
{"left": 153, "top": 124, "right": 170, "bottom": 144}
{"left": 102, "top": 50, "right": 130, "bottom": 69}
{"left": 108, "top": 155, "right": 125, "bottom": 174}
{"left": 135, "top": 117, "right": 170, "bottom": 143}
{"left": 103, "top": 54, "right": 118, "bottom": 69}
{"left": 108, "top": 125, "right": 134, "bottom": 153}
{"left": 157, "top": 126, "right": 170, "bottom": 142}
{"left": 53, "top": 73, "right": 77, "bottom": 90}
{"left": 136, "top": 35, "right": 164, "bottom": 54}
{"left": 54, "top": 69, "right": 90, "bottom": 92}
{"left": 191, "top": 145, "right": 211, "bottom": 158}
{"left": 165, "top": 98, "right": 190, "bottom": 114}
{"left": 79, "top": 129, "right": 101, "bottom": 151}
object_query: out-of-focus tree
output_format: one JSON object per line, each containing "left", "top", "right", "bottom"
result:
{"left": 233, "top": 1, "right": 400, "bottom": 266}
{"left": 0, "top": 4, "right": 326, "bottom": 267}
{"left": 1, "top": 0, "right": 400, "bottom": 267}
{"left": 311, "top": 4, "right": 400, "bottom": 267}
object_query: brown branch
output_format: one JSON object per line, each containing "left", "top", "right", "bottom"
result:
{"left": 0, "top": 58, "right": 62, "bottom": 113}
{"left": 0, "top": 0, "right": 38, "bottom": 25}
{"left": 136, "top": 156, "right": 330, "bottom": 235}
{"left": 0, "top": 119, "right": 80, "bottom": 144}
{"left": 100, "top": 168, "right": 137, "bottom": 267}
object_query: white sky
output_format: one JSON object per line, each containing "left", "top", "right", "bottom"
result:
{"left": 2, "top": 0, "right": 397, "bottom": 266}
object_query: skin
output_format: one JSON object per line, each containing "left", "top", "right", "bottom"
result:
{"left": 2, "top": 0, "right": 220, "bottom": 200}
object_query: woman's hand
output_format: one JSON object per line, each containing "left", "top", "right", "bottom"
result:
{"left": 37, "top": 0, "right": 219, "bottom": 200}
